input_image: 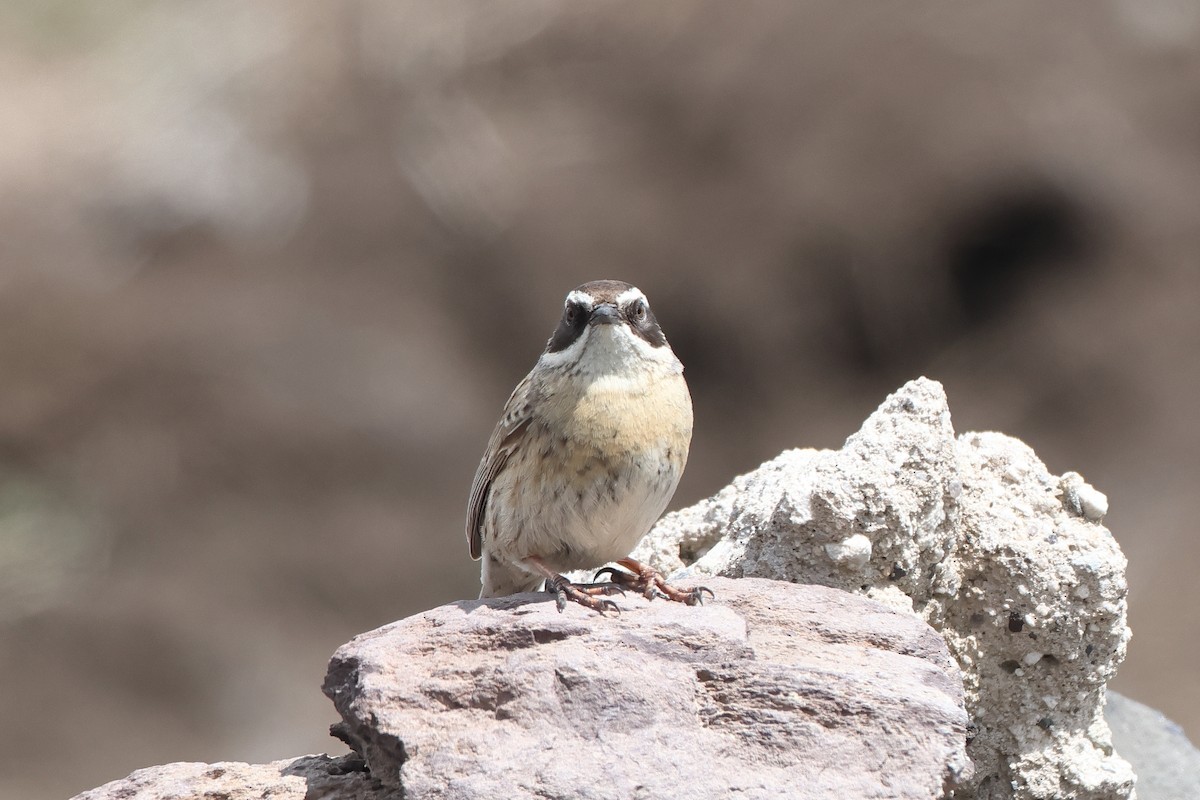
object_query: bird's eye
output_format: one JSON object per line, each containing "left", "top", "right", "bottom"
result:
{"left": 631, "top": 301, "right": 647, "bottom": 322}
{"left": 564, "top": 304, "right": 579, "bottom": 324}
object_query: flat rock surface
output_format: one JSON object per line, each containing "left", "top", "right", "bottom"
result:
{"left": 70, "top": 754, "right": 397, "bottom": 800}
{"left": 323, "top": 577, "right": 972, "bottom": 800}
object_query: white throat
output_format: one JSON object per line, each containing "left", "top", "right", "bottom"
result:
{"left": 538, "top": 322, "right": 680, "bottom": 376}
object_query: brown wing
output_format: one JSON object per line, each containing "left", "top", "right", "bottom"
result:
{"left": 466, "top": 373, "right": 536, "bottom": 560}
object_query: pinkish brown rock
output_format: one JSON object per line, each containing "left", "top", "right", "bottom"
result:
{"left": 70, "top": 754, "right": 396, "bottom": 800}
{"left": 323, "top": 576, "right": 972, "bottom": 800}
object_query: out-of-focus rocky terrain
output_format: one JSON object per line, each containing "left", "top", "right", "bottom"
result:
{"left": 2, "top": 3, "right": 1199, "bottom": 798}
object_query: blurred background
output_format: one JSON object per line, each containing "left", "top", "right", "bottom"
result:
{"left": 2, "top": 2, "right": 1198, "bottom": 797}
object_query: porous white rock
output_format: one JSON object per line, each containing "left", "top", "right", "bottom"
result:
{"left": 825, "top": 532, "right": 873, "bottom": 569}
{"left": 1062, "top": 471, "right": 1110, "bottom": 522}
{"left": 632, "top": 378, "right": 1134, "bottom": 800}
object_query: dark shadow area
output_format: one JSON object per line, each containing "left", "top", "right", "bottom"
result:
{"left": 946, "top": 181, "right": 1092, "bottom": 325}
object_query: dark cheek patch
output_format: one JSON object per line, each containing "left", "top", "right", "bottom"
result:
{"left": 546, "top": 308, "right": 588, "bottom": 352}
{"left": 625, "top": 307, "right": 667, "bottom": 348}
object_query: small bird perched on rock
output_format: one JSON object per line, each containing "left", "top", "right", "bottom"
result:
{"left": 466, "top": 280, "right": 708, "bottom": 613}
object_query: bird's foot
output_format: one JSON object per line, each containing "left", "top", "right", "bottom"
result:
{"left": 545, "top": 573, "right": 621, "bottom": 615}
{"left": 521, "top": 555, "right": 623, "bottom": 615}
{"left": 594, "top": 558, "right": 714, "bottom": 606}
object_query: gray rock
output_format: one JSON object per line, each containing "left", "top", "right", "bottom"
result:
{"left": 1105, "top": 691, "right": 1200, "bottom": 800}
{"left": 323, "top": 577, "right": 972, "bottom": 800}
{"left": 70, "top": 754, "right": 397, "bottom": 800}
{"left": 632, "top": 378, "right": 1135, "bottom": 799}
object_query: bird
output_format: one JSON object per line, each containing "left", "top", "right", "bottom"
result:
{"left": 466, "top": 279, "right": 708, "bottom": 613}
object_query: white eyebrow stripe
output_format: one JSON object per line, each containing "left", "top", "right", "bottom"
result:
{"left": 615, "top": 287, "right": 647, "bottom": 307}
{"left": 565, "top": 290, "right": 595, "bottom": 309}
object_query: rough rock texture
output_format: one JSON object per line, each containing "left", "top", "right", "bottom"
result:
{"left": 632, "top": 378, "right": 1134, "bottom": 800}
{"left": 1105, "top": 691, "right": 1200, "bottom": 800}
{"left": 323, "top": 577, "right": 972, "bottom": 800}
{"left": 72, "top": 691, "right": 1200, "bottom": 800}
{"left": 70, "top": 754, "right": 397, "bottom": 800}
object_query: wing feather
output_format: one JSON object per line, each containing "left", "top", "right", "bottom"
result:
{"left": 466, "top": 374, "right": 537, "bottom": 560}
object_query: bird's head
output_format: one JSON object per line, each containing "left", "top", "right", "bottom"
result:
{"left": 538, "top": 280, "right": 680, "bottom": 375}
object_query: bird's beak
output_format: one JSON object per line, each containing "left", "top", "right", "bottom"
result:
{"left": 589, "top": 304, "right": 620, "bottom": 326}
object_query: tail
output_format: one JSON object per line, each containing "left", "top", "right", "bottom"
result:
{"left": 479, "top": 554, "right": 544, "bottom": 598}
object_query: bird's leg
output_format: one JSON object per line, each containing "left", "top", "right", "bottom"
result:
{"left": 595, "top": 558, "right": 714, "bottom": 606}
{"left": 523, "top": 556, "right": 621, "bottom": 615}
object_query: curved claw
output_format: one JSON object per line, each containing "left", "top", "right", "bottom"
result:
{"left": 592, "top": 566, "right": 626, "bottom": 583}
{"left": 554, "top": 590, "right": 568, "bottom": 613}
{"left": 689, "top": 586, "right": 715, "bottom": 605}
{"left": 596, "top": 600, "right": 621, "bottom": 617}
